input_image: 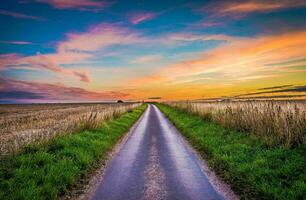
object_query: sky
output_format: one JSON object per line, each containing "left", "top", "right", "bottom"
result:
{"left": 0, "top": 0, "right": 306, "bottom": 103}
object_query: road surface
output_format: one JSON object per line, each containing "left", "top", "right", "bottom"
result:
{"left": 91, "top": 104, "right": 225, "bottom": 200}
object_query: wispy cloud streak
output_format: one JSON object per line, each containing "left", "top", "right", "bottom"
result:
{"left": 34, "top": 0, "right": 112, "bottom": 11}
{"left": 128, "top": 11, "right": 158, "bottom": 24}
{"left": 0, "top": 9, "right": 45, "bottom": 20}
{"left": 200, "top": 0, "right": 306, "bottom": 17}
{"left": 127, "top": 30, "right": 306, "bottom": 88}
{"left": 0, "top": 41, "right": 32, "bottom": 45}
{"left": 0, "top": 53, "right": 91, "bottom": 82}
{"left": 0, "top": 24, "right": 146, "bottom": 82}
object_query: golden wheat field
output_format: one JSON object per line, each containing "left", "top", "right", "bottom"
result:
{"left": 0, "top": 103, "right": 141, "bottom": 155}
{"left": 167, "top": 100, "right": 306, "bottom": 147}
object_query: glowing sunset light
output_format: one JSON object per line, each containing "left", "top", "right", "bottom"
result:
{"left": 0, "top": 0, "right": 305, "bottom": 103}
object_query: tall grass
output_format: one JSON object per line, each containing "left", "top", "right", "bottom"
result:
{"left": 0, "top": 103, "right": 141, "bottom": 155}
{"left": 0, "top": 104, "right": 147, "bottom": 200}
{"left": 166, "top": 101, "right": 306, "bottom": 147}
{"left": 157, "top": 104, "right": 306, "bottom": 199}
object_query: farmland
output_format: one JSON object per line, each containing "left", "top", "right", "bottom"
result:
{"left": 157, "top": 102, "right": 306, "bottom": 199}
{"left": 0, "top": 101, "right": 305, "bottom": 200}
{"left": 0, "top": 103, "right": 146, "bottom": 199}
{"left": 0, "top": 103, "right": 141, "bottom": 155}
{"left": 166, "top": 100, "right": 306, "bottom": 147}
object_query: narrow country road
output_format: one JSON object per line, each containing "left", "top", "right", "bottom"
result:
{"left": 91, "top": 104, "right": 225, "bottom": 200}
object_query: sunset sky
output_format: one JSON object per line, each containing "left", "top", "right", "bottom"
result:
{"left": 0, "top": 0, "right": 306, "bottom": 103}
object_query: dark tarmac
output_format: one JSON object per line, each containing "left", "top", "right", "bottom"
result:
{"left": 92, "top": 104, "right": 224, "bottom": 200}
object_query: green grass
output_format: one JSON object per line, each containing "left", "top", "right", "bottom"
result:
{"left": 156, "top": 103, "right": 306, "bottom": 200}
{"left": 0, "top": 104, "right": 146, "bottom": 200}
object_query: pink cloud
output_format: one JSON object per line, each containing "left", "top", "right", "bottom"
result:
{"left": 198, "top": 21, "right": 224, "bottom": 27}
{"left": 0, "top": 53, "right": 90, "bottom": 82}
{"left": 0, "top": 41, "right": 32, "bottom": 45}
{"left": 73, "top": 71, "right": 90, "bottom": 82}
{"left": 0, "top": 54, "right": 22, "bottom": 70}
{"left": 22, "top": 53, "right": 91, "bottom": 82}
{"left": 0, "top": 9, "right": 45, "bottom": 20}
{"left": 59, "top": 24, "right": 144, "bottom": 52}
{"left": 35, "top": 0, "right": 111, "bottom": 10}
{"left": 128, "top": 12, "right": 158, "bottom": 24}
{"left": 0, "top": 77, "right": 130, "bottom": 102}
{"left": 0, "top": 24, "right": 145, "bottom": 83}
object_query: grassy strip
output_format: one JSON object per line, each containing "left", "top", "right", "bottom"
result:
{"left": 156, "top": 103, "right": 306, "bottom": 200}
{"left": 0, "top": 104, "right": 147, "bottom": 200}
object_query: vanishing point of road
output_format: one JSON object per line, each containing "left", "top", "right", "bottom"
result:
{"left": 91, "top": 104, "right": 225, "bottom": 200}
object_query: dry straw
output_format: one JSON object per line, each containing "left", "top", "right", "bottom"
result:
{"left": 0, "top": 103, "right": 141, "bottom": 155}
{"left": 167, "top": 101, "right": 306, "bottom": 147}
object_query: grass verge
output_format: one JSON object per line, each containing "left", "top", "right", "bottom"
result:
{"left": 156, "top": 103, "right": 306, "bottom": 200}
{"left": 0, "top": 104, "right": 146, "bottom": 200}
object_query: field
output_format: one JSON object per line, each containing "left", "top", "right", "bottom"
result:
{"left": 166, "top": 100, "right": 306, "bottom": 147}
{"left": 157, "top": 103, "right": 306, "bottom": 199}
{"left": 1, "top": 100, "right": 306, "bottom": 200}
{"left": 0, "top": 104, "right": 146, "bottom": 199}
{"left": 0, "top": 103, "right": 141, "bottom": 155}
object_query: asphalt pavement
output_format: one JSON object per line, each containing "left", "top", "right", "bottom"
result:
{"left": 91, "top": 104, "right": 224, "bottom": 200}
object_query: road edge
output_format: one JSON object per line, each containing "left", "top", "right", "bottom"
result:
{"left": 154, "top": 104, "right": 239, "bottom": 200}
{"left": 65, "top": 105, "right": 149, "bottom": 200}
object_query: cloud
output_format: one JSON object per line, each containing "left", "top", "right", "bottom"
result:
{"left": 235, "top": 85, "right": 306, "bottom": 97}
{"left": 238, "top": 94, "right": 306, "bottom": 99}
{"left": 128, "top": 11, "right": 158, "bottom": 24}
{"left": 127, "top": 30, "right": 306, "bottom": 87}
{"left": 130, "top": 55, "right": 162, "bottom": 64}
{"left": 34, "top": 0, "right": 111, "bottom": 11}
{"left": 0, "top": 9, "right": 46, "bottom": 20}
{"left": 25, "top": 53, "right": 91, "bottom": 82}
{"left": 200, "top": 0, "right": 306, "bottom": 17}
{"left": 0, "top": 91, "right": 44, "bottom": 99}
{"left": 147, "top": 97, "right": 162, "bottom": 99}
{"left": 0, "top": 24, "right": 146, "bottom": 82}
{"left": 167, "top": 30, "right": 306, "bottom": 78}
{"left": 73, "top": 71, "right": 90, "bottom": 82}
{"left": 264, "top": 85, "right": 306, "bottom": 93}
{"left": 0, "top": 54, "right": 22, "bottom": 69}
{"left": 0, "top": 77, "right": 130, "bottom": 102}
{"left": 128, "top": 75, "right": 164, "bottom": 85}
{"left": 0, "top": 53, "right": 91, "bottom": 82}
{"left": 258, "top": 84, "right": 294, "bottom": 91}
{"left": 198, "top": 21, "right": 224, "bottom": 27}
{"left": 167, "top": 33, "right": 240, "bottom": 42}
{"left": 58, "top": 24, "right": 144, "bottom": 52}
{"left": 0, "top": 41, "right": 32, "bottom": 45}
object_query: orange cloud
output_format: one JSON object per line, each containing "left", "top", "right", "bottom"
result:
{"left": 127, "top": 30, "right": 306, "bottom": 95}
{"left": 128, "top": 75, "right": 165, "bottom": 86}
{"left": 202, "top": 0, "right": 306, "bottom": 16}
{"left": 167, "top": 30, "right": 306, "bottom": 76}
